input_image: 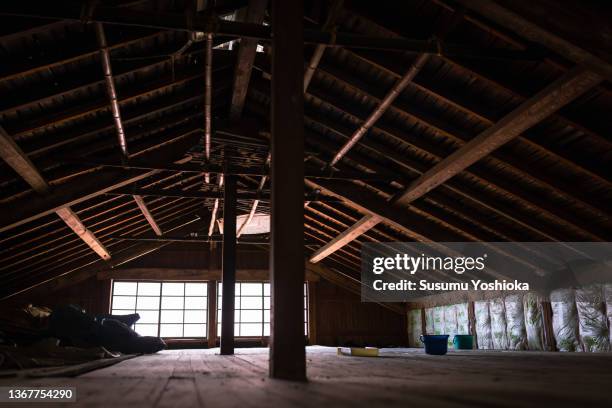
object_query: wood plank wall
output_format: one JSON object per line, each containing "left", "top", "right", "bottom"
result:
{"left": 314, "top": 279, "right": 407, "bottom": 347}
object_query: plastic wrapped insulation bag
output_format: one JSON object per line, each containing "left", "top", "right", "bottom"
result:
{"left": 474, "top": 300, "right": 493, "bottom": 349}
{"left": 551, "top": 289, "right": 580, "bottom": 352}
{"left": 505, "top": 294, "right": 527, "bottom": 350}
{"left": 456, "top": 303, "right": 470, "bottom": 335}
{"left": 432, "top": 306, "right": 445, "bottom": 335}
{"left": 489, "top": 298, "right": 509, "bottom": 350}
{"left": 523, "top": 292, "right": 545, "bottom": 350}
{"left": 575, "top": 285, "right": 609, "bottom": 352}
{"left": 425, "top": 308, "right": 435, "bottom": 335}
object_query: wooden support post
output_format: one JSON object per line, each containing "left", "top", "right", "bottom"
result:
{"left": 542, "top": 301, "right": 556, "bottom": 351}
{"left": 207, "top": 279, "right": 218, "bottom": 348}
{"left": 421, "top": 308, "right": 427, "bottom": 336}
{"left": 468, "top": 301, "right": 477, "bottom": 349}
{"left": 307, "top": 281, "right": 318, "bottom": 345}
{"left": 220, "top": 175, "right": 237, "bottom": 355}
{"left": 269, "top": 0, "right": 306, "bottom": 381}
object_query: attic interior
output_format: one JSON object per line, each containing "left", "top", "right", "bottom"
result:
{"left": 0, "top": 0, "right": 611, "bottom": 407}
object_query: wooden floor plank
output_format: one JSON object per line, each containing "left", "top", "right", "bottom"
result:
{"left": 1, "top": 347, "right": 611, "bottom": 407}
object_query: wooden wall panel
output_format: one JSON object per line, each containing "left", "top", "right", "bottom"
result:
{"left": 315, "top": 279, "right": 407, "bottom": 347}
{"left": 2, "top": 276, "right": 111, "bottom": 315}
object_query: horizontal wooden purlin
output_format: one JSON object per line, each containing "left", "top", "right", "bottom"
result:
{"left": 97, "top": 267, "right": 320, "bottom": 282}
{"left": 107, "top": 187, "right": 344, "bottom": 203}
{"left": 107, "top": 235, "right": 269, "bottom": 244}
{"left": 64, "top": 160, "right": 395, "bottom": 182}
{"left": 0, "top": 132, "right": 201, "bottom": 233}
{"left": 1, "top": 4, "right": 541, "bottom": 59}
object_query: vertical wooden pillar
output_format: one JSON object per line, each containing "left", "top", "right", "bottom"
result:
{"left": 207, "top": 279, "right": 218, "bottom": 348}
{"left": 220, "top": 175, "right": 237, "bottom": 355}
{"left": 542, "top": 301, "right": 556, "bottom": 351}
{"left": 269, "top": 0, "right": 306, "bottom": 381}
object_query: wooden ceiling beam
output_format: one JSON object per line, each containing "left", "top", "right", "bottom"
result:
{"left": 0, "top": 126, "right": 50, "bottom": 194}
{"left": 0, "top": 31, "right": 167, "bottom": 84}
{"left": 0, "top": 4, "right": 542, "bottom": 59}
{"left": 339, "top": 49, "right": 612, "bottom": 185}
{"left": 455, "top": 0, "right": 612, "bottom": 83}
{"left": 249, "top": 81, "right": 607, "bottom": 242}
{"left": 0, "top": 131, "right": 200, "bottom": 233}
{"left": 133, "top": 195, "right": 163, "bottom": 236}
{"left": 0, "top": 126, "right": 113, "bottom": 260}
{"left": 55, "top": 207, "right": 111, "bottom": 260}
{"left": 297, "top": 80, "right": 610, "bottom": 240}
{"left": 7, "top": 66, "right": 219, "bottom": 140}
{"left": 343, "top": 10, "right": 612, "bottom": 164}
{"left": 2, "top": 212, "right": 205, "bottom": 299}
{"left": 312, "top": 62, "right": 611, "bottom": 214}
{"left": 308, "top": 67, "right": 602, "bottom": 262}
{"left": 229, "top": 0, "right": 268, "bottom": 120}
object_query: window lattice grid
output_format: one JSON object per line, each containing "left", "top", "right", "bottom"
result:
{"left": 110, "top": 281, "right": 208, "bottom": 338}
{"left": 217, "top": 282, "right": 308, "bottom": 337}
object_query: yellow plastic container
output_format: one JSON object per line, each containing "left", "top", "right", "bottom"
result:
{"left": 337, "top": 347, "right": 379, "bottom": 357}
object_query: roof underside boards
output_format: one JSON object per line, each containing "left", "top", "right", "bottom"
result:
{"left": 0, "top": 0, "right": 610, "bottom": 300}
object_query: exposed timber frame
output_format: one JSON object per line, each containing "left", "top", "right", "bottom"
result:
{"left": 309, "top": 66, "right": 602, "bottom": 263}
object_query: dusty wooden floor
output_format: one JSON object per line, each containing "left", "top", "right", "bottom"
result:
{"left": 2, "top": 346, "right": 611, "bottom": 407}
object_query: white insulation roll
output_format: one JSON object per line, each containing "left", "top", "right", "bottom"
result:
{"left": 489, "top": 298, "right": 509, "bottom": 350}
{"left": 551, "top": 289, "right": 581, "bottom": 352}
{"left": 505, "top": 294, "right": 527, "bottom": 350}
{"left": 474, "top": 300, "right": 493, "bottom": 349}
{"left": 576, "top": 285, "right": 610, "bottom": 352}
{"left": 523, "top": 292, "right": 545, "bottom": 350}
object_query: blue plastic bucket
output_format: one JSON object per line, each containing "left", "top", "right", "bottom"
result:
{"left": 453, "top": 335, "right": 474, "bottom": 350}
{"left": 420, "top": 335, "right": 449, "bottom": 355}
